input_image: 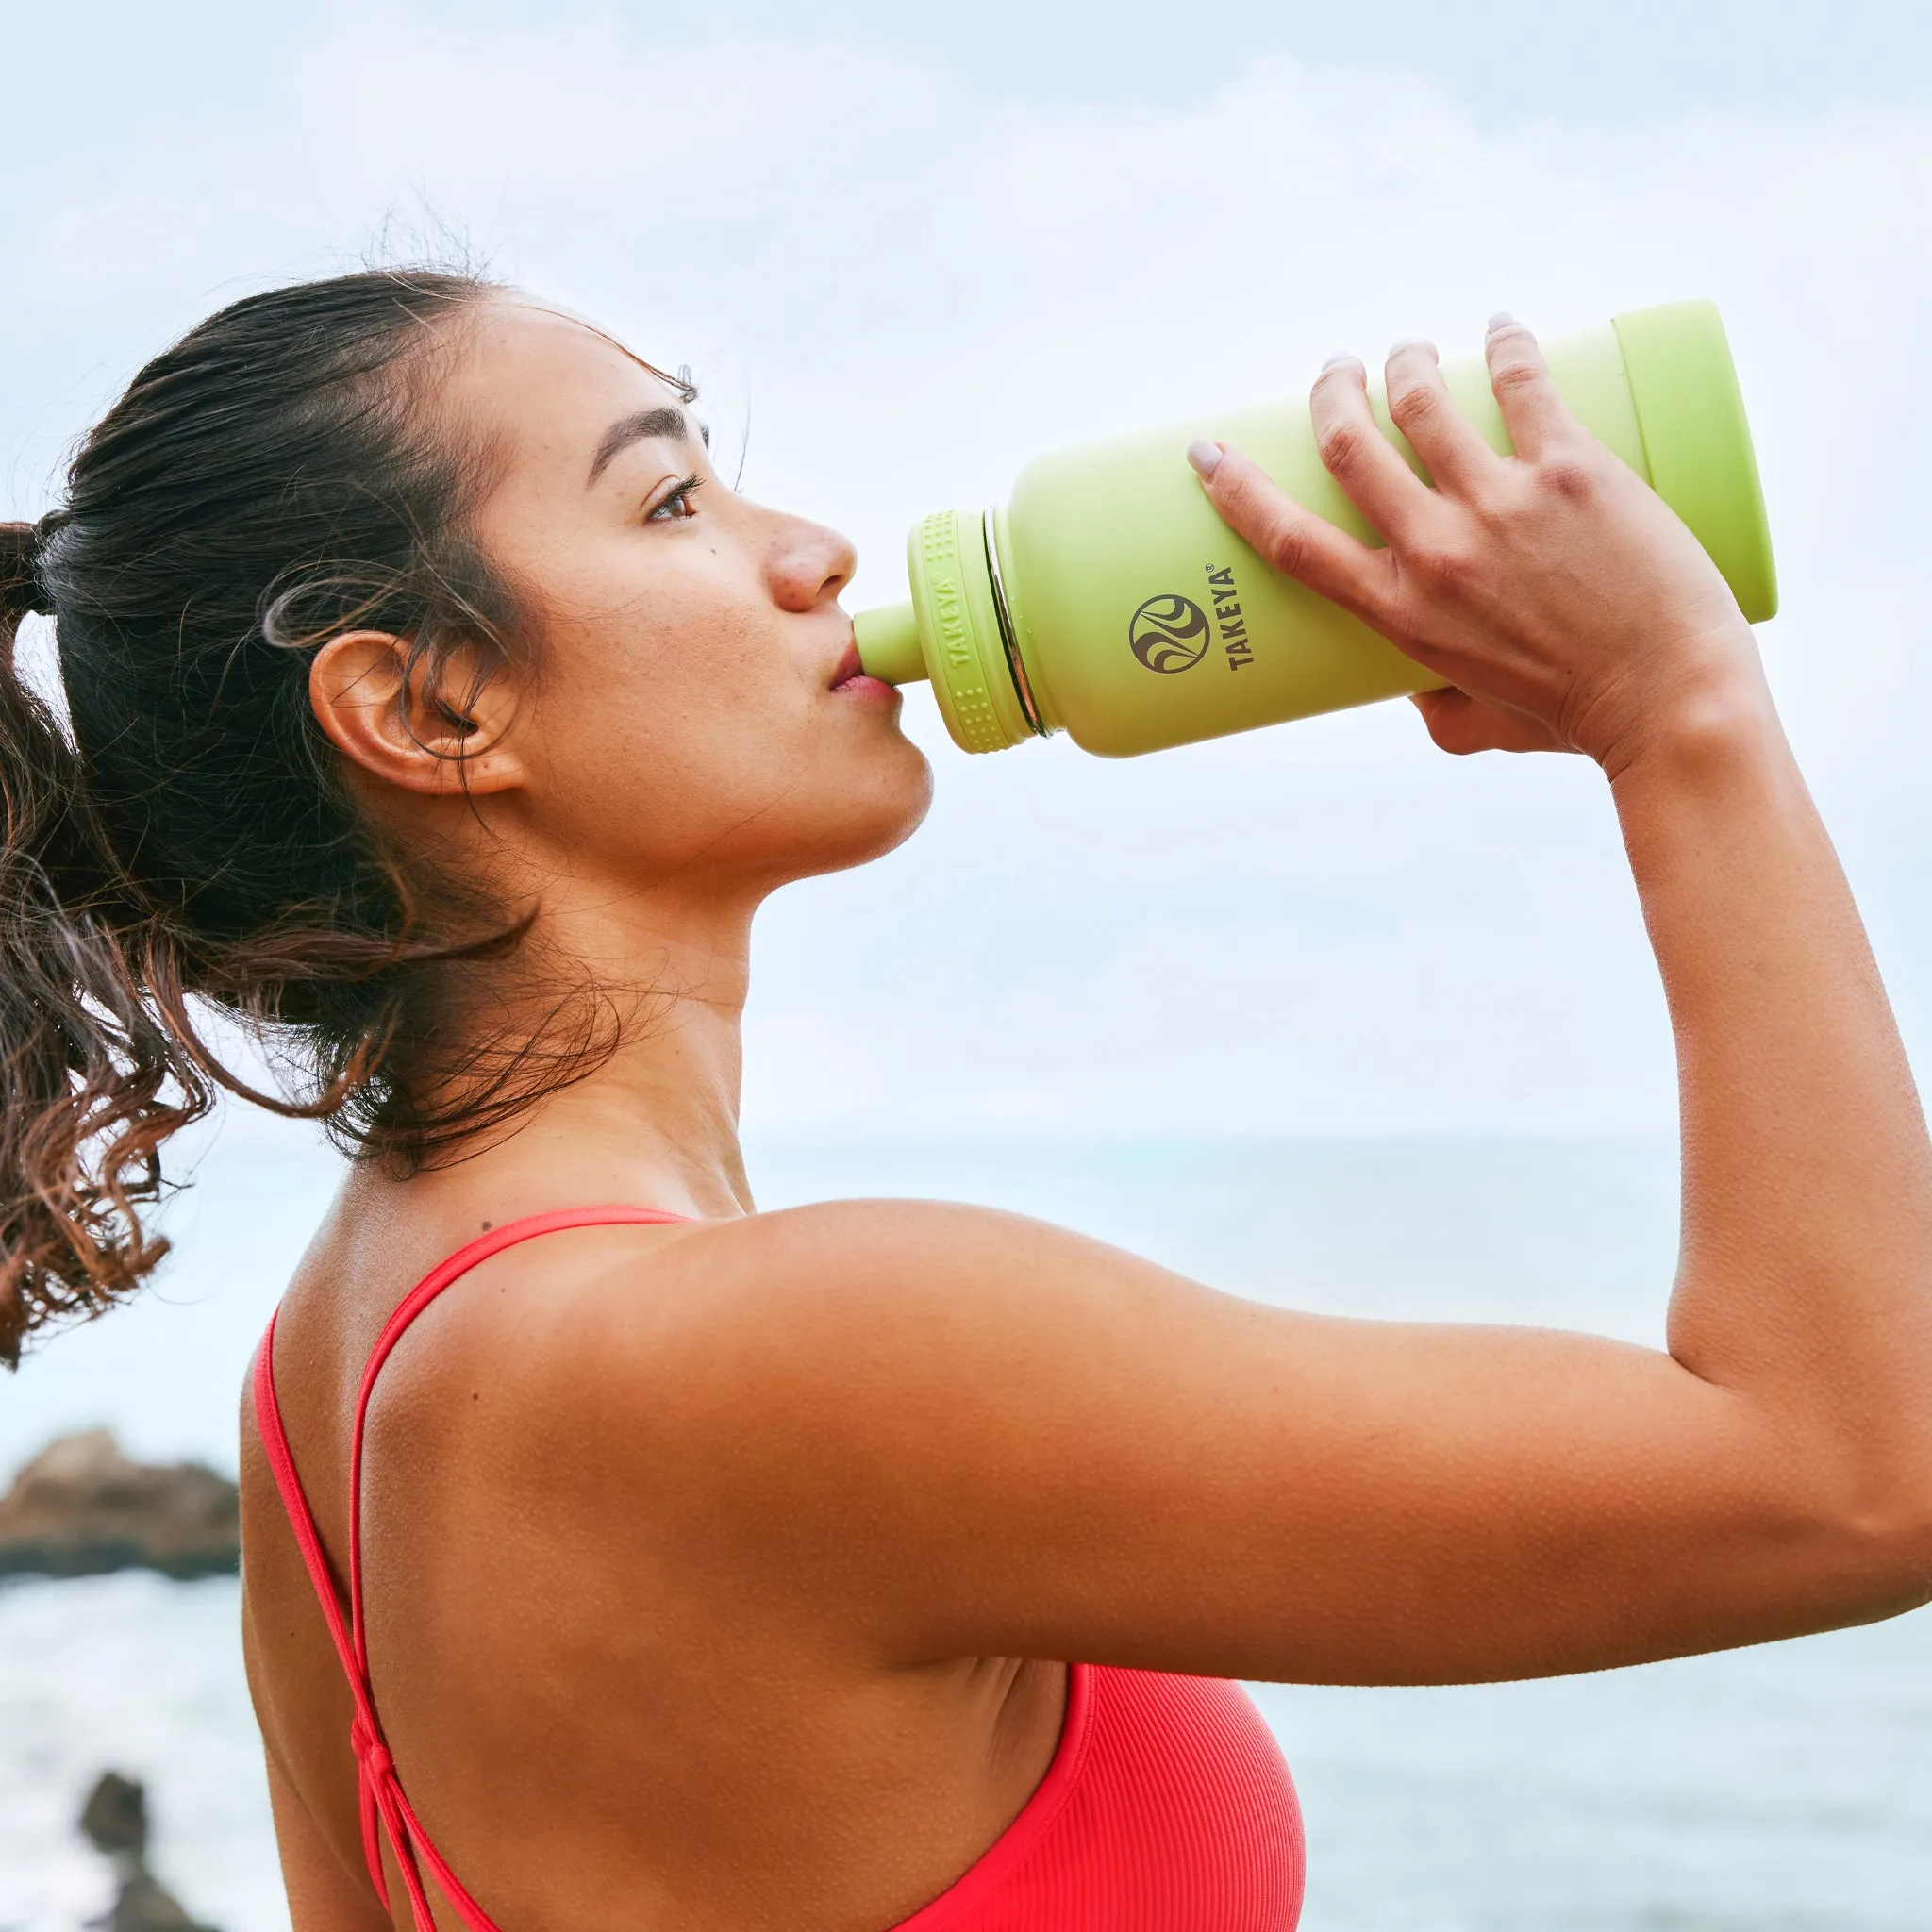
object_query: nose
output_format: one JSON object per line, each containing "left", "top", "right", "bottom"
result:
{"left": 767, "top": 514, "right": 856, "bottom": 614}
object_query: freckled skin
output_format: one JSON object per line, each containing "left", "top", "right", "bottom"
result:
{"left": 241, "top": 304, "right": 1932, "bottom": 1930}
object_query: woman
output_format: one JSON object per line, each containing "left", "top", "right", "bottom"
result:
{"left": 3, "top": 270, "right": 1928, "bottom": 1931}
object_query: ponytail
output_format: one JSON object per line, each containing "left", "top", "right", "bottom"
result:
{"left": 0, "top": 522, "right": 210, "bottom": 1367}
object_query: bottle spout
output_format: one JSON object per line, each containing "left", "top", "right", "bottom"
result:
{"left": 853, "top": 602, "right": 928, "bottom": 686}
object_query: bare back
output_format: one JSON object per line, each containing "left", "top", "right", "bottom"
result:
{"left": 241, "top": 1200, "right": 1068, "bottom": 1932}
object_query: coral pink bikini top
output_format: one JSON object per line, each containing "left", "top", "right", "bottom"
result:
{"left": 253, "top": 1206, "right": 1306, "bottom": 1931}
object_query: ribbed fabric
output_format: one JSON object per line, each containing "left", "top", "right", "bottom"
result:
{"left": 897, "top": 1664, "right": 1304, "bottom": 1930}
{"left": 254, "top": 1207, "right": 1307, "bottom": 1931}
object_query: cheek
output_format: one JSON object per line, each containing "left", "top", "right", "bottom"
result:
{"left": 527, "top": 607, "right": 821, "bottom": 858}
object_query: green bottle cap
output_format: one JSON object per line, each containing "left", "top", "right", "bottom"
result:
{"left": 897, "top": 509, "right": 1033, "bottom": 754}
{"left": 1613, "top": 300, "right": 1778, "bottom": 624}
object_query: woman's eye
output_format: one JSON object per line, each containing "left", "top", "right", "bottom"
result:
{"left": 648, "top": 477, "right": 704, "bottom": 522}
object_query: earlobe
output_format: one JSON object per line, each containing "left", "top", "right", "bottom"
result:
{"left": 308, "top": 630, "right": 525, "bottom": 798}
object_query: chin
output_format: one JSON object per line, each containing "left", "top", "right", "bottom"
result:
{"left": 791, "top": 744, "right": 934, "bottom": 882}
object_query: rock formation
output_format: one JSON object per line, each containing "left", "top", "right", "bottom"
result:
{"left": 0, "top": 1430, "right": 239, "bottom": 1579}
{"left": 79, "top": 1771, "right": 221, "bottom": 1932}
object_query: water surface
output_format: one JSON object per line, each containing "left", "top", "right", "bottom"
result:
{"left": 4, "top": 1129, "right": 1925, "bottom": 1930}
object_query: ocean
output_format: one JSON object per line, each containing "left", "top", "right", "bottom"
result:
{"left": 4, "top": 1126, "right": 1928, "bottom": 1931}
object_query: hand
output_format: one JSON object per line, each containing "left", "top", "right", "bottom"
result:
{"left": 1190, "top": 318, "right": 1765, "bottom": 774}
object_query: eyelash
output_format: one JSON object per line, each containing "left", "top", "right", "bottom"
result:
{"left": 648, "top": 474, "right": 705, "bottom": 523}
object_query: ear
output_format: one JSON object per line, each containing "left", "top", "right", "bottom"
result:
{"left": 308, "top": 631, "right": 526, "bottom": 798}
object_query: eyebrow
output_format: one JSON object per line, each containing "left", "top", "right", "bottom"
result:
{"left": 586, "top": 406, "right": 703, "bottom": 487}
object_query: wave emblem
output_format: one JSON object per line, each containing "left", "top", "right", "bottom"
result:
{"left": 1127, "top": 592, "right": 1211, "bottom": 674}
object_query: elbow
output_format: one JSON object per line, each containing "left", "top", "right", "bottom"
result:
{"left": 1811, "top": 1474, "right": 1932, "bottom": 1624}
{"left": 1837, "top": 1549, "right": 1932, "bottom": 1626}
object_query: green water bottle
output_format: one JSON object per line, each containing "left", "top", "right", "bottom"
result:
{"left": 852, "top": 301, "right": 1776, "bottom": 758}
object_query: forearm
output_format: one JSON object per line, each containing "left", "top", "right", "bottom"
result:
{"left": 1615, "top": 667, "right": 1932, "bottom": 1500}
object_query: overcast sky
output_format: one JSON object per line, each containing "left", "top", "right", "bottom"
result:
{"left": 4, "top": 0, "right": 1931, "bottom": 1139}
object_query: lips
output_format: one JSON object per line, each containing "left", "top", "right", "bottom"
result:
{"left": 830, "top": 641, "right": 866, "bottom": 690}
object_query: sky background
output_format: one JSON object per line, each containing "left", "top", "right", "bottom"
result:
{"left": 4, "top": 0, "right": 1931, "bottom": 1139}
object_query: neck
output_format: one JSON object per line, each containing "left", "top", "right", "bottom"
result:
{"left": 383, "top": 875, "right": 763, "bottom": 1225}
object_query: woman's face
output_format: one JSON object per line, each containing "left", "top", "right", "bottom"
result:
{"left": 444, "top": 296, "right": 931, "bottom": 900}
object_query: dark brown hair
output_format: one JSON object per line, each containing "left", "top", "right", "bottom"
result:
{"left": 0, "top": 268, "right": 672, "bottom": 1365}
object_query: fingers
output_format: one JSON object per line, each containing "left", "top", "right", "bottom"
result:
{"left": 1483, "top": 313, "right": 1584, "bottom": 462}
{"left": 1190, "top": 439, "right": 1387, "bottom": 619}
{"left": 1383, "top": 340, "right": 1498, "bottom": 494}
{"left": 1307, "top": 355, "right": 1438, "bottom": 542}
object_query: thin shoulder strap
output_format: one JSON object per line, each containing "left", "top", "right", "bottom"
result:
{"left": 252, "top": 1205, "right": 691, "bottom": 1931}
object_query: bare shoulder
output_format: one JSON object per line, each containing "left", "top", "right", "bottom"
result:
{"left": 339, "top": 1198, "right": 1223, "bottom": 1668}
{"left": 383, "top": 1193, "right": 1277, "bottom": 1584}
{"left": 473, "top": 1196, "right": 1245, "bottom": 1424}
{"left": 403, "top": 1194, "right": 1214, "bottom": 1355}
{"left": 389, "top": 1195, "right": 1225, "bottom": 1429}
{"left": 363, "top": 1194, "right": 1251, "bottom": 1570}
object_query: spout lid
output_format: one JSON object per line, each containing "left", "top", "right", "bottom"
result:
{"left": 853, "top": 602, "right": 928, "bottom": 686}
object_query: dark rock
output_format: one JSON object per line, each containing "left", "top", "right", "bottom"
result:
{"left": 92, "top": 1873, "right": 216, "bottom": 1932}
{"left": 79, "top": 1772, "right": 220, "bottom": 1932}
{"left": 0, "top": 1430, "right": 238, "bottom": 1580}
{"left": 80, "top": 1770, "right": 149, "bottom": 1855}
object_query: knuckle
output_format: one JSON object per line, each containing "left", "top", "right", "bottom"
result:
{"left": 1407, "top": 538, "right": 1471, "bottom": 591}
{"left": 1535, "top": 453, "right": 1598, "bottom": 503}
{"left": 1387, "top": 378, "right": 1441, "bottom": 433}
{"left": 1212, "top": 466, "right": 1252, "bottom": 511}
{"left": 1264, "top": 517, "right": 1308, "bottom": 578}
{"left": 1490, "top": 356, "right": 1545, "bottom": 398}
{"left": 1222, "top": 473, "right": 1279, "bottom": 537}
{"left": 1471, "top": 484, "right": 1524, "bottom": 534}
{"left": 1208, "top": 464, "right": 1256, "bottom": 516}
{"left": 1315, "top": 417, "right": 1365, "bottom": 474}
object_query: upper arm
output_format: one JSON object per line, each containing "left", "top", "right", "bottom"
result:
{"left": 543, "top": 1201, "right": 1877, "bottom": 1689}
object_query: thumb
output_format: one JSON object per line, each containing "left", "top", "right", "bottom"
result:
{"left": 1411, "top": 689, "right": 1569, "bottom": 757}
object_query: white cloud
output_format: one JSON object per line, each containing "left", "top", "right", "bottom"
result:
{"left": 4, "top": 3, "right": 1930, "bottom": 1132}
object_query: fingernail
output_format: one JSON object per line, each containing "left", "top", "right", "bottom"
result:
{"left": 1390, "top": 337, "right": 1439, "bottom": 358}
{"left": 1186, "top": 438, "right": 1224, "bottom": 479}
{"left": 1320, "top": 352, "right": 1358, "bottom": 374}
{"left": 1488, "top": 311, "right": 1518, "bottom": 333}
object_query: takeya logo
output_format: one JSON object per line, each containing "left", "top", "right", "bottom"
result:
{"left": 1127, "top": 593, "right": 1211, "bottom": 673}
{"left": 1127, "top": 571, "right": 1257, "bottom": 675}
